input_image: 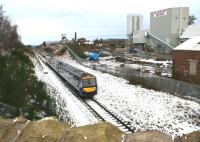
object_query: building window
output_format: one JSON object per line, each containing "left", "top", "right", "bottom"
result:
{"left": 188, "top": 60, "right": 198, "bottom": 76}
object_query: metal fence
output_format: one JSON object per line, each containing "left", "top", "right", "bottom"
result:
{"left": 91, "top": 63, "right": 200, "bottom": 103}
{"left": 67, "top": 48, "right": 200, "bottom": 103}
{"left": 126, "top": 71, "right": 200, "bottom": 103}
{"left": 0, "top": 102, "right": 19, "bottom": 118}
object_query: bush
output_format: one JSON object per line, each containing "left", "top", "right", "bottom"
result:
{"left": 57, "top": 46, "right": 67, "bottom": 55}
{"left": 0, "top": 50, "right": 57, "bottom": 120}
{"left": 68, "top": 43, "right": 87, "bottom": 59}
{"left": 44, "top": 47, "right": 54, "bottom": 53}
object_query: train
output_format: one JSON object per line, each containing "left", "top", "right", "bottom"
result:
{"left": 42, "top": 55, "right": 97, "bottom": 98}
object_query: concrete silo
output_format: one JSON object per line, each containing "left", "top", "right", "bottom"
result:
{"left": 150, "top": 7, "right": 189, "bottom": 53}
{"left": 127, "top": 14, "right": 143, "bottom": 41}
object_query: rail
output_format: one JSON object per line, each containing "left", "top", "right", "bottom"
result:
{"left": 34, "top": 51, "right": 104, "bottom": 122}
{"left": 34, "top": 50, "right": 135, "bottom": 133}
{"left": 91, "top": 98, "right": 134, "bottom": 132}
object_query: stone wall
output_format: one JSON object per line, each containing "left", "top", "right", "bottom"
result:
{"left": 1, "top": 116, "right": 199, "bottom": 142}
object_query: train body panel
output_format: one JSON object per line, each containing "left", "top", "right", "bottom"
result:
{"left": 44, "top": 56, "right": 97, "bottom": 97}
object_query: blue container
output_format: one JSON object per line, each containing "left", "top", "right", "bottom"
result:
{"left": 89, "top": 53, "right": 99, "bottom": 61}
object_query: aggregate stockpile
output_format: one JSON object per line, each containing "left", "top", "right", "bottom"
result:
{"left": 0, "top": 116, "right": 199, "bottom": 142}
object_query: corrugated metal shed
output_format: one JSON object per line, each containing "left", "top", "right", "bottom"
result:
{"left": 180, "top": 25, "right": 200, "bottom": 39}
{"left": 174, "top": 36, "right": 200, "bottom": 51}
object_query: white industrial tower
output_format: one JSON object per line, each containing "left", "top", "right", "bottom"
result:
{"left": 127, "top": 14, "right": 143, "bottom": 41}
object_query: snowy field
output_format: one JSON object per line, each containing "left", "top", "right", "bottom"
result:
{"left": 83, "top": 55, "right": 172, "bottom": 76}
{"left": 56, "top": 52, "right": 200, "bottom": 138}
{"left": 32, "top": 51, "right": 200, "bottom": 138}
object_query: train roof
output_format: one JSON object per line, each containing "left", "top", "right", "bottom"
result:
{"left": 55, "top": 59, "right": 95, "bottom": 79}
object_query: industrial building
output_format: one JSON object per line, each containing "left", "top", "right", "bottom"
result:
{"left": 173, "top": 36, "right": 200, "bottom": 84}
{"left": 127, "top": 7, "right": 190, "bottom": 54}
{"left": 150, "top": 7, "right": 189, "bottom": 47}
{"left": 127, "top": 14, "right": 143, "bottom": 41}
{"left": 127, "top": 14, "right": 146, "bottom": 52}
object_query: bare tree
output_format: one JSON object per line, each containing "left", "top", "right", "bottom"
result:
{"left": 0, "top": 5, "right": 21, "bottom": 51}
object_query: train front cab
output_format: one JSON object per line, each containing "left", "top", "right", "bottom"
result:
{"left": 79, "top": 75, "right": 97, "bottom": 97}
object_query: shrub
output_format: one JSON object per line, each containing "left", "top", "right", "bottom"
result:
{"left": 68, "top": 43, "right": 87, "bottom": 59}
{"left": 57, "top": 46, "right": 67, "bottom": 55}
{"left": 44, "top": 47, "right": 53, "bottom": 53}
{"left": 0, "top": 50, "right": 57, "bottom": 120}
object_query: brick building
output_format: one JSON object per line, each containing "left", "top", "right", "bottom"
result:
{"left": 173, "top": 36, "right": 200, "bottom": 84}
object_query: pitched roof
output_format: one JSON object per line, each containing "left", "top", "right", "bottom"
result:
{"left": 174, "top": 36, "right": 200, "bottom": 51}
{"left": 180, "top": 25, "right": 200, "bottom": 39}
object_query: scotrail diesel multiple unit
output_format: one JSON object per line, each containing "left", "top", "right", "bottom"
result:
{"left": 45, "top": 56, "right": 97, "bottom": 97}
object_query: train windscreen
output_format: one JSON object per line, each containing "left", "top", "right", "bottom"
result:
{"left": 82, "top": 78, "right": 96, "bottom": 87}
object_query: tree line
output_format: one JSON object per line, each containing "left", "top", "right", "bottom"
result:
{"left": 0, "top": 5, "right": 58, "bottom": 120}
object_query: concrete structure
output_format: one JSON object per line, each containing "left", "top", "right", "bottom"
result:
{"left": 133, "top": 29, "right": 149, "bottom": 44}
{"left": 126, "top": 7, "right": 190, "bottom": 55}
{"left": 127, "top": 15, "right": 145, "bottom": 52}
{"left": 150, "top": 7, "right": 189, "bottom": 53}
{"left": 173, "top": 36, "right": 200, "bottom": 84}
{"left": 127, "top": 14, "right": 143, "bottom": 41}
{"left": 180, "top": 25, "right": 200, "bottom": 43}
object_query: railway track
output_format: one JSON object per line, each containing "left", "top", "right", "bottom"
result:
{"left": 34, "top": 51, "right": 105, "bottom": 122}
{"left": 34, "top": 50, "right": 134, "bottom": 133}
{"left": 85, "top": 98, "right": 134, "bottom": 133}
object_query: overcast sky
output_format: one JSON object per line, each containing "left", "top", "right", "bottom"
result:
{"left": 1, "top": 0, "right": 200, "bottom": 45}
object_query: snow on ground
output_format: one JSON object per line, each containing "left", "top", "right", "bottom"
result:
{"left": 57, "top": 53, "right": 200, "bottom": 138}
{"left": 83, "top": 55, "right": 172, "bottom": 77}
{"left": 97, "top": 56, "right": 172, "bottom": 68}
{"left": 140, "top": 58, "right": 172, "bottom": 66}
{"left": 31, "top": 56, "right": 99, "bottom": 126}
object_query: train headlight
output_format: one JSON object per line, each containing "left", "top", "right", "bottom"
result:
{"left": 82, "top": 87, "right": 96, "bottom": 93}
